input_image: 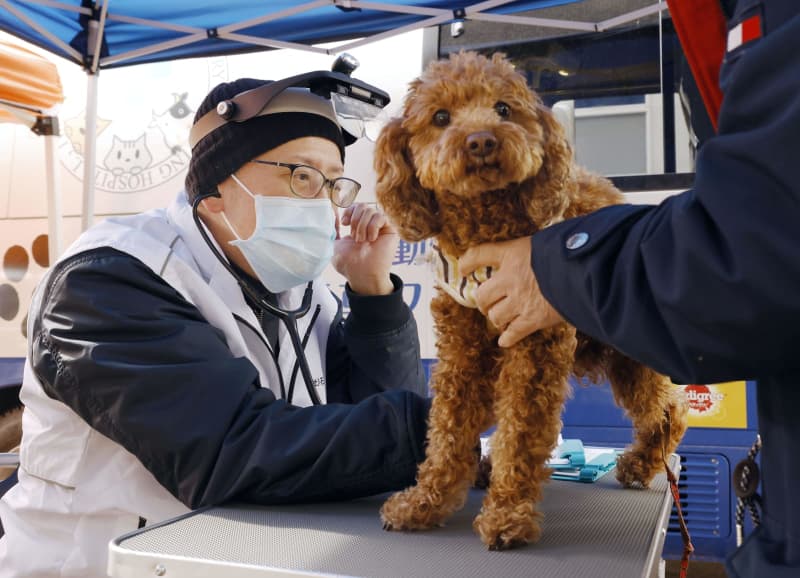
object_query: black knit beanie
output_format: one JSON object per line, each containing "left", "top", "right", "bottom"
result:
{"left": 185, "top": 78, "right": 346, "bottom": 202}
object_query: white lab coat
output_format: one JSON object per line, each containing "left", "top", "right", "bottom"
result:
{"left": 0, "top": 191, "right": 337, "bottom": 577}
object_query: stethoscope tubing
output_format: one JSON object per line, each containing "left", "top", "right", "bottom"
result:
{"left": 192, "top": 193, "right": 322, "bottom": 405}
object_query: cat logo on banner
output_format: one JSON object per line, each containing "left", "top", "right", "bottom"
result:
{"left": 58, "top": 57, "right": 229, "bottom": 194}
{"left": 675, "top": 381, "right": 748, "bottom": 429}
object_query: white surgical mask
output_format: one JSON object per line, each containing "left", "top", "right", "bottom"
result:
{"left": 222, "top": 173, "right": 336, "bottom": 293}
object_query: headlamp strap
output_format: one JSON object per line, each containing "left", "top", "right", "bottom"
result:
{"left": 188, "top": 70, "right": 390, "bottom": 149}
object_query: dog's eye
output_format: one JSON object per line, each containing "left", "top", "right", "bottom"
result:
{"left": 495, "top": 101, "right": 511, "bottom": 118}
{"left": 433, "top": 109, "right": 450, "bottom": 127}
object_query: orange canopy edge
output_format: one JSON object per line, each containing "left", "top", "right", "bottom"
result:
{"left": 0, "top": 39, "right": 64, "bottom": 125}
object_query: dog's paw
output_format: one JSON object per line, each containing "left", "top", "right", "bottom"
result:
{"left": 380, "top": 488, "right": 448, "bottom": 531}
{"left": 615, "top": 450, "right": 660, "bottom": 488}
{"left": 473, "top": 504, "right": 542, "bottom": 550}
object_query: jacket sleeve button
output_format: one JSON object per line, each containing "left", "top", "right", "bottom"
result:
{"left": 565, "top": 232, "right": 589, "bottom": 250}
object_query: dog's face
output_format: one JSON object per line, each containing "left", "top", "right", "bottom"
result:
{"left": 401, "top": 52, "right": 558, "bottom": 197}
{"left": 374, "top": 51, "right": 572, "bottom": 242}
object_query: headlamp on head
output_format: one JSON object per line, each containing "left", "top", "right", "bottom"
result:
{"left": 189, "top": 67, "right": 390, "bottom": 150}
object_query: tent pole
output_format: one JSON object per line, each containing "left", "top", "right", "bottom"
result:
{"left": 81, "top": 71, "right": 98, "bottom": 232}
{"left": 43, "top": 132, "right": 63, "bottom": 260}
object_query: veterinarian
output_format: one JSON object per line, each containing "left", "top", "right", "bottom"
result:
{"left": 0, "top": 74, "right": 430, "bottom": 578}
{"left": 459, "top": 1, "right": 800, "bottom": 576}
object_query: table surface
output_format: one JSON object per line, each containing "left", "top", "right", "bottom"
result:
{"left": 110, "top": 456, "right": 677, "bottom": 578}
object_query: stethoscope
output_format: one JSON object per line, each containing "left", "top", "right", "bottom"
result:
{"left": 192, "top": 192, "right": 323, "bottom": 405}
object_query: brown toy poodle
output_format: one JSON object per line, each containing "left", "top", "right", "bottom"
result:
{"left": 374, "top": 51, "right": 688, "bottom": 550}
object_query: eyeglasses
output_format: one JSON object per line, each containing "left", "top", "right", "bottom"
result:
{"left": 251, "top": 160, "right": 361, "bottom": 208}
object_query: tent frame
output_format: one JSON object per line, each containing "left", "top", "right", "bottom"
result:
{"left": 0, "top": 99, "right": 63, "bottom": 260}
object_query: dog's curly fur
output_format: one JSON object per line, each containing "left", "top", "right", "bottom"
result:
{"left": 375, "top": 51, "right": 688, "bottom": 550}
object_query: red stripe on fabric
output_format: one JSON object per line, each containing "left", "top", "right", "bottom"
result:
{"left": 742, "top": 14, "right": 762, "bottom": 43}
{"left": 667, "top": 0, "right": 727, "bottom": 131}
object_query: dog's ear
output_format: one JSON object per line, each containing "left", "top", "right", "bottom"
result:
{"left": 374, "top": 117, "right": 441, "bottom": 242}
{"left": 537, "top": 103, "right": 572, "bottom": 190}
{"left": 526, "top": 103, "right": 574, "bottom": 226}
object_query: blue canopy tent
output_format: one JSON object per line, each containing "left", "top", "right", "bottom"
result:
{"left": 0, "top": 0, "right": 666, "bottom": 231}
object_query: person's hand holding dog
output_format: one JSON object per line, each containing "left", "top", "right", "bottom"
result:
{"left": 333, "top": 202, "right": 397, "bottom": 296}
{"left": 459, "top": 237, "right": 564, "bottom": 347}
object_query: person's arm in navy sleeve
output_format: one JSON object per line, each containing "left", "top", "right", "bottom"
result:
{"left": 327, "top": 202, "right": 428, "bottom": 402}
{"left": 326, "top": 274, "right": 427, "bottom": 404}
{"left": 530, "top": 11, "right": 800, "bottom": 383}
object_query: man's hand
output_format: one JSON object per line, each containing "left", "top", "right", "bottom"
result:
{"left": 332, "top": 203, "right": 397, "bottom": 295}
{"left": 459, "top": 237, "right": 564, "bottom": 347}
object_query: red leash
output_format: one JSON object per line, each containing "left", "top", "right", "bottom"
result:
{"left": 664, "top": 454, "right": 694, "bottom": 578}
{"left": 662, "top": 410, "right": 694, "bottom": 578}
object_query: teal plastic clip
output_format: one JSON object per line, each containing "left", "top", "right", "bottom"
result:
{"left": 554, "top": 439, "right": 585, "bottom": 468}
{"left": 549, "top": 439, "right": 619, "bottom": 483}
{"left": 576, "top": 452, "right": 618, "bottom": 482}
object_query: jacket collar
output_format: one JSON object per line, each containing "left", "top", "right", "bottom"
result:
{"left": 164, "top": 190, "right": 316, "bottom": 334}
{"left": 166, "top": 190, "right": 261, "bottom": 330}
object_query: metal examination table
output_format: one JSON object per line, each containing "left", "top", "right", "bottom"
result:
{"left": 109, "top": 456, "right": 678, "bottom": 578}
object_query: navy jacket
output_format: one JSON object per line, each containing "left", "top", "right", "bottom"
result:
{"left": 532, "top": 1, "right": 800, "bottom": 575}
{"left": 31, "top": 247, "right": 429, "bottom": 508}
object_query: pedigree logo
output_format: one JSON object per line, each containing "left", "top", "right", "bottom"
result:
{"left": 57, "top": 57, "right": 229, "bottom": 194}
{"left": 675, "top": 381, "right": 748, "bottom": 429}
{"left": 683, "top": 384, "right": 725, "bottom": 414}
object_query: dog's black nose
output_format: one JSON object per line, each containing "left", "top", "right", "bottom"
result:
{"left": 465, "top": 131, "right": 497, "bottom": 158}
